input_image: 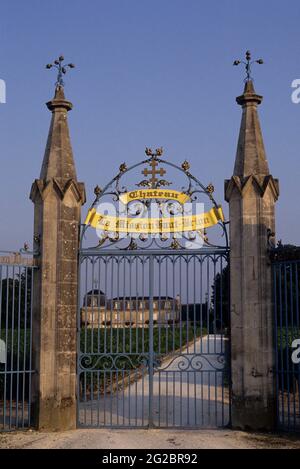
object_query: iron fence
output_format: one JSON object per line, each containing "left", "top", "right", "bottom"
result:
{"left": 272, "top": 249, "right": 300, "bottom": 432}
{"left": 0, "top": 251, "right": 37, "bottom": 431}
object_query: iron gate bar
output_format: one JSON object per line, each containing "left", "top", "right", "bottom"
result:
{"left": 148, "top": 254, "right": 154, "bottom": 427}
{"left": 79, "top": 248, "right": 229, "bottom": 257}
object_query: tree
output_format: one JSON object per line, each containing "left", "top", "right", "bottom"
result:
{"left": 0, "top": 267, "right": 32, "bottom": 331}
{"left": 211, "top": 264, "right": 230, "bottom": 331}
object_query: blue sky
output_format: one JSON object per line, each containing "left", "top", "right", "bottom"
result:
{"left": 1, "top": 0, "right": 300, "bottom": 249}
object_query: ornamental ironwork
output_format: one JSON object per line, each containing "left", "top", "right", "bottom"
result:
{"left": 46, "top": 55, "right": 75, "bottom": 88}
{"left": 233, "top": 50, "right": 263, "bottom": 82}
{"left": 81, "top": 147, "right": 229, "bottom": 251}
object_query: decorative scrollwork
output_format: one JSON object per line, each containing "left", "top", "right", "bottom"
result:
{"left": 79, "top": 353, "right": 150, "bottom": 371}
{"left": 80, "top": 148, "right": 229, "bottom": 251}
{"left": 155, "top": 353, "right": 227, "bottom": 372}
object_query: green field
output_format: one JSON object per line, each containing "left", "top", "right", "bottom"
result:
{"left": 276, "top": 327, "right": 300, "bottom": 348}
{"left": 80, "top": 324, "right": 206, "bottom": 354}
{"left": 0, "top": 325, "right": 207, "bottom": 370}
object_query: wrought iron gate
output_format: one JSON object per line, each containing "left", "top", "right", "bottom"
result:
{"left": 0, "top": 250, "right": 37, "bottom": 431}
{"left": 78, "top": 248, "right": 230, "bottom": 428}
{"left": 271, "top": 246, "right": 300, "bottom": 432}
{"left": 77, "top": 148, "right": 231, "bottom": 429}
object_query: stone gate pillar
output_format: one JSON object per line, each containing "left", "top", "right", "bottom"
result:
{"left": 30, "top": 85, "right": 86, "bottom": 430}
{"left": 225, "top": 80, "right": 279, "bottom": 430}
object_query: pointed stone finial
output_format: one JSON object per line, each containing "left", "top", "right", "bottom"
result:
{"left": 46, "top": 85, "right": 73, "bottom": 112}
{"left": 225, "top": 54, "right": 279, "bottom": 195}
{"left": 236, "top": 79, "right": 263, "bottom": 107}
{"left": 232, "top": 78, "right": 269, "bottom": 178}
{"left": 38, "top": 66, "right": 77, "bottom": 181}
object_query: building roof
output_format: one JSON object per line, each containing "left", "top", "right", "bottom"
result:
{"left": 85, "top": 289, "right": 106, "bottom": 296}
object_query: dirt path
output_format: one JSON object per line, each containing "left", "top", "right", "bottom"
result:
{"left": 79, "top": 335, "right": 229, "bottom": 428}
{"left": 0, "top": 428, "right": 300, "bottom": 449}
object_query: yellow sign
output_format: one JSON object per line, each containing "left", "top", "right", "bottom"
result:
{"left": 119, "top": 189, "right": 190, "bottom": 205}
{"left": 84, "top": 206, "right": 224, "bottom": 234}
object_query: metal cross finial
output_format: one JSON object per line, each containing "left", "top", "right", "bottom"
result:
{"left": 233, "top": 50, "right": 263, "bottom": 82}
{"left": 46, "top": 55, "right": 75, "bottom": 87}
{"left": 142, "top": 159, "right": 166, "bottom": 187}
{"left": 137, "top": 147, "right": 171, "bottom": 188}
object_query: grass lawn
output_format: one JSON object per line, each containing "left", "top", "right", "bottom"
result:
{"left": 277, "top": 327, "right": 300, "bottom": 348}
{"left": 80, "top": 324, "right": 207, "bottom": 358}
{"left": 1, "top": 325, "right": 208, "bottom": 372}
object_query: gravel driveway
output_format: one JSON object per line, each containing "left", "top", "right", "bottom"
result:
{"left": 0, "top": 428, "right": 300, "bottom": 449}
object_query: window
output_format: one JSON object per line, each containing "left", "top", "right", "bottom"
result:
{"left": 92, "top": 297, "right": 98, "bottom": 307}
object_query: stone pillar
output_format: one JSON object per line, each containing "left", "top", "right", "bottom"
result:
{"left": 30, "top": 85, "right": 86, "bottom": 431}
{"left": 225, "top": 80, "right": 279, "bottom": 430}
